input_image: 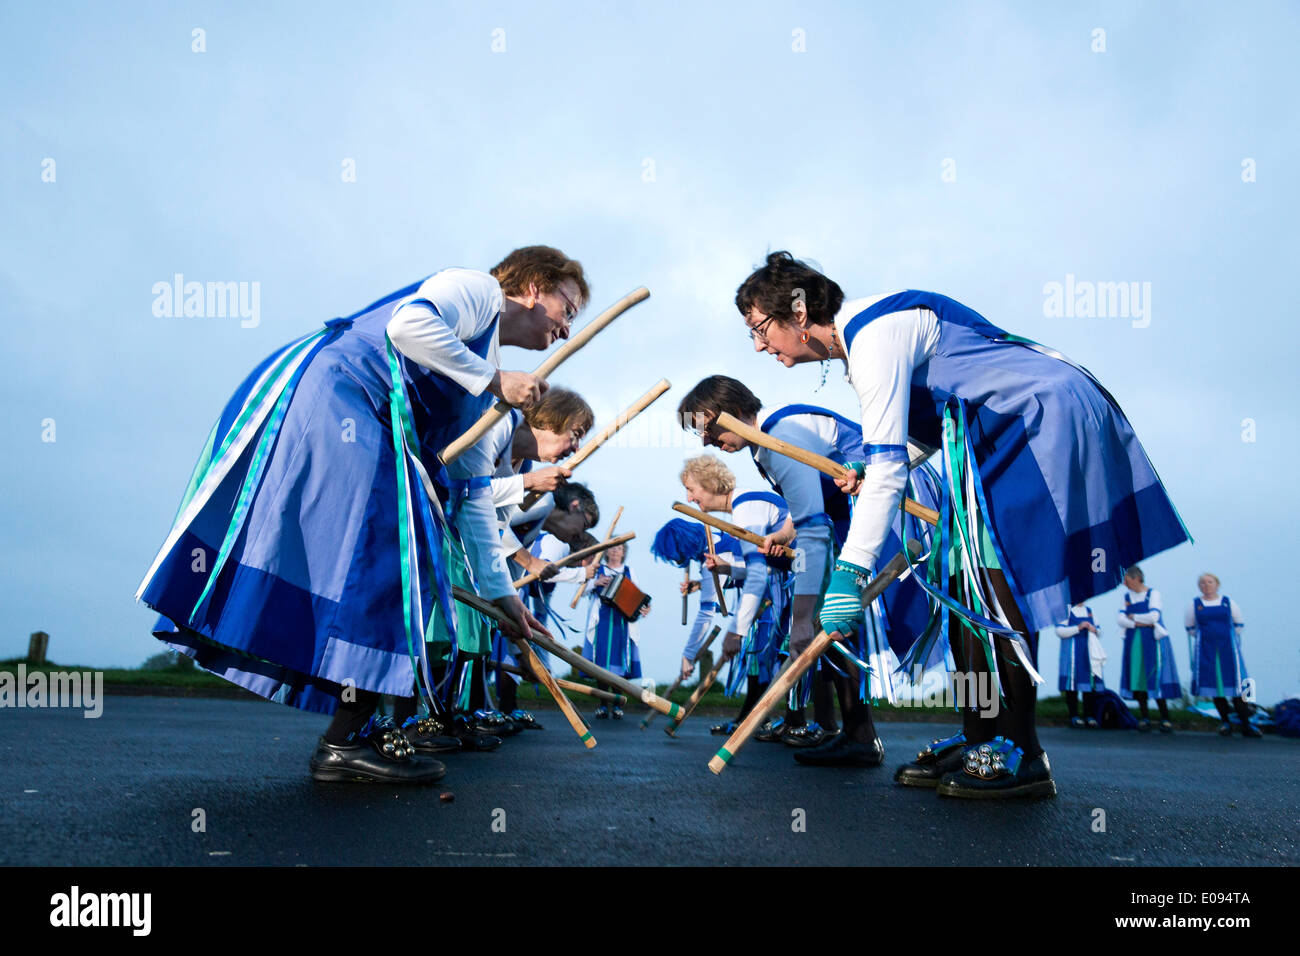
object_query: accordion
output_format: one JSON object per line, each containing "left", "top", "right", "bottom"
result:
{"left": 599, "top": 573, "right": 652, "bottom": 621}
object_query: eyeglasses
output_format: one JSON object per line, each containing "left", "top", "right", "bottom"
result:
{"left": 746, "top": 313, "right": 777, "bottom": 344}
{"left": 557, "top": 289, "right": 580, "bottom": 324}
{"left": 684, "top": 413, "right": 717, "bottom": 441}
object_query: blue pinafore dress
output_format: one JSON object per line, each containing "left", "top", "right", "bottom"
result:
{"left": 1120, "top": 592, "right": 1181, "bottom": 700}
{"left": 583, "top": 563, "right": 643, "bottom": 680}
{"left": 1058, "top": 606, "right": 1103, "bottom": 692}
{"left": 752, "top": 404, "right": 944, "bottom": 702}
{"left": 1189, "top": 597, "right": 1249, "bottom": 699}
{"left": 137, "top": 278, "right": 496, "bottom": 715}
{"left": 723, "top": 491, "right": 793, "bottom": 694}
{"left": 841, "top": 292, "right": 1190, "bottom": 687}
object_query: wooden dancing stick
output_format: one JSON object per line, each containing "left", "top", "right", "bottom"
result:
{"left": 703, "top": 523, "right": 728, "bottom": 616}
{"left": 511, "top": 532, "right": 636, "bottom": 590}
{"left": 439, "top": 287, "right": 651, "bottom": 465}
{"left": 451, "top": 587, "right": 597, "bottom": 749}
{"left": 681, "top": 567, "right": 691, "bottom": 625}
{"left": 520, "top": 379, "right": 672, "bottom": 511}
{"left": 707, "top": 540, "right": 922, "bottom": 774}
{"left": 570, "top": 506, "right": 624, "bottom": 609}
{"left": 671, "top": 503, "right": 796, "bottom": 559}
{"left": 642, "top": 625, "right": 721, "bottom": 730}
{"left": 665, "top": 599, "right": 771, "bottom": 738}
{"left": 714, "top": 412, "right": 940, "bottom": 527}
{"left": 664, "top": 652, "right": 727, "bottom": 738}
{"left": 487, "top": 660, "right": 627, "bottom": 704}
{"left": 558, "top": 678, "right": 626, "bottom": 705}
{"left": 521, "top": 628, "right": 683, "bottom": 719}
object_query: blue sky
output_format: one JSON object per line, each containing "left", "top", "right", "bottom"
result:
{"left": 2, "top": 1, "right": 1298, "bottom": 705}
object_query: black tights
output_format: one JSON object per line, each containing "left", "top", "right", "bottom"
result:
{"left": 1132, "top": 692, "right": 1170, "bottom": 721}
{"left": 783, "top": 669, "right": 839, "bottom": 731}
{"left": 324, "top": 689, "right": 381, "bottom": 744}
{"left": 1064, "top": 690, "right": 1098, "bottom": 720}
{"left": 1213, "top": 696, "right": 1253, "bottom": 723}
{"left": 948, "top": 569, "right": 1042, "bottom": 759}
{"left": 820, "top": 647, "right": 877, "bottom": 743}
{"left": 443, "top": 655, "right": 488, "bottom": 714}
{"left": 499, "top": 675, "right": 518, "bottom": 714}
{"left": 736, "top": 675, "right": 768, "bottom": 722}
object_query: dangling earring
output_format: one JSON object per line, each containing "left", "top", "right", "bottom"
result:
{"left": 799, "top": 331, "right": 809, "bottom": 344}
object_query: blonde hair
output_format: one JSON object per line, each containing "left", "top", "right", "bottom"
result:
{"left": 680, "top": 454, "right": 735, "bottom": 495}
{"left": 1198, "top": 572, "right": 1221, "bottom": 588}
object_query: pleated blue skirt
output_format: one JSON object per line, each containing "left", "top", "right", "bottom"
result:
{"left": 138, "top": 282, "right": 487, "bottom": 715}
{"left": 908, "top": 317, "right": 1190, "bottom": 632}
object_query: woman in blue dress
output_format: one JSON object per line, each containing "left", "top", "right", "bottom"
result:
{"left": 1185, "top": 572, "right": 1260, "bottom": 738}
{"left": 730, "top": 252, "right": 1189, "bottom": 798}
{"left": 136, "top": 247, "right": 590, "bottom": 783}
{"left": 583, "top": 542, "right": 649, "bottom": 718}
{"left": 678, "top": 454, "right": 795, "bottom": 736}
{"left": 1118, "top": 565, "right": 1181, "bottom": 732}
{"left": 677, "top": 375, "right": 943, "bottom": 764}
{"left": 1055, "top": 604, "right": 1105, "bottom": 727}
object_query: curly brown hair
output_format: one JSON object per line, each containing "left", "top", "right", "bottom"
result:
{"left": 491, "top": 246, "right": 590, "bottom": 306}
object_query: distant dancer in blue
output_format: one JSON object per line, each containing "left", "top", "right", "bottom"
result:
{"left": 679, "top": 454, "right": 795, "bottom": 736}
{"left": 679, "top": 374, "right": 943, "bottom": 765}
{"left": 1118, "top": 565, "right": 1181, "bottom": 733}
{"left": 1054, "top": 604, "right": 1105, "bottom": 728}
{"left": 1185, "top": 572, "right": 1260, "bottom": 738}
{"left": 583, "top": 542, "right": 649, "bottom": 718}
{"left": 136, "top": 247, "right": 590, "bottom": 784}
{"left": 732, "top": 252, "right": 1189, "bottom": 799}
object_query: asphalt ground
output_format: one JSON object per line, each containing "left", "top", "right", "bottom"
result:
{"left": 2, "top": 696, "right": 1296, "bottom": 867}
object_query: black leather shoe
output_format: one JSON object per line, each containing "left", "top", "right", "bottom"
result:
{"left": 452, "top": 714, "right": 502, "bottom": 751}
{"left": 402, "top": 715, "right": 463, "bottom": 755}
{"left": 1218, "top": 721, "right": 1233, "bottom": 736}
{"left": 936, "top": 739, "right": 1056, "bottom": 800}
{"left": 755, "top": 716, "right": 786, "bottom": 743}
{"left": 508, "top": 709, "right": 544, "bottom": 730}
{"left": 472, "top": 709, "right": 520, "bottom": 737}
{"left": 710, "top": 720, "right": 738, "bottom": 736}
{"left": 310, "top": 722, "right": 446, "bottom": 784}
{"left": 1240, "top": 721, "right": 1263, "bottom": 739}
{"left": 893, "top": 731, "right": 967, "bottom": 788}
{"left": 781, "top": 721, "right": 829, "bottom": 748}
{"left": 793, "top": 733, "right": 884, "bottom": 767}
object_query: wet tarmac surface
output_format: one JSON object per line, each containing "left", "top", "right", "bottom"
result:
{"left": 2, "top": 696, "right": 1296, "bottom": 866}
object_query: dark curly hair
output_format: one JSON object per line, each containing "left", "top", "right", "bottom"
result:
{"left": 734, "top": 251, "right": 844, "bottom": 328}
